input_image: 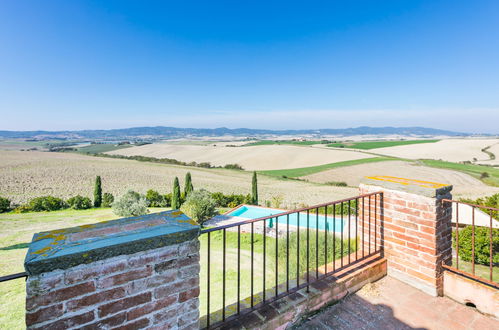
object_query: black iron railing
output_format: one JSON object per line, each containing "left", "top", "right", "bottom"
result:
{"left": 0, "top": 272, "right": 27, "bottom": 283}
{"left": 442, "top": 199, "right": 498, "bottom": 288}
{"left": 200, "top": 192, "right": 383, "bottom": 328}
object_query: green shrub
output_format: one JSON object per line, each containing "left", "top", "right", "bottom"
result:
{"left": 112, "top": 191, "right": 148, "bottom": 217}
{"left": 13, "top": 205, "right": 32, "bottom": 213}
{"left": 454, "top": 226, "right": 499, "bottom": 265}
{"left": 102, "top": 193, "right": 114, "bottom": 207}
{"left": 163, "top": 193, "right": 172, "bottom": 207}
{"left": 211, "top": 192, "right": 227, "bottom": 207}
{"left": 172, "top": 177, "right": 181, "bottom": 209}
{"left": 66, "top": 195, "right": 93, "bottom": 210}
{"left": 0, "top": 196, "right": 11, "bottom": 213}
{"left": 181, "top": 189, "right": 217, "bottom": 225}
{"left": 145, "top": 189, "right": 167, "bottom": 207}
{"left": 224, "top": 163, "right": 244, "bottom": 170}
{"left": 28, "top": 196, "right": 67, "bottom": 212}
{"left": 94, "top": 176, "right": 102, "bottom": 207}
{"left": 325, "top": 181, "right": 348, "bottom": 187}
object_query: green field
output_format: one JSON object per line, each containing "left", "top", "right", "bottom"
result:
{"left": 259, "top": 157, "right": 395, "bottom": 178}
{"left": 327, "top": 139, "right": 439, "bottom": 150}
{"left": 244, "top": 140, "right": 330, "bottom": 146}
{"left": 419, "top": 159, "right": 499, "bottom": 187}
{"left": 0, "top": 207, "right": 168, "bottom": 329}
{"left": 75, "top": 144, "right": 132, "bottom": 154}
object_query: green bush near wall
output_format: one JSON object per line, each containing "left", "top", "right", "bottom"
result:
{"left": 454, "top": 226, "right": 499, "bottom": 265}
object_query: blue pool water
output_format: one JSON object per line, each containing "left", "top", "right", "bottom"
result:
{"left": 228, "top": 205, "right": 346, "bottom": 232}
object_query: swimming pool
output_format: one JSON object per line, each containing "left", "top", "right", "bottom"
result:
{"left": 227, "top": 205, "right": 346, "bottom": 233}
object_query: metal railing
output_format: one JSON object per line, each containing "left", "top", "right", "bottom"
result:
{"left": 442, "top": 199, "right": 498, "bottom": 288}
{"left": 0, "top": 272, "right": 27, "bottom": 283}
{"left": 200, "top": 192, "right": 383, "bottom": 328}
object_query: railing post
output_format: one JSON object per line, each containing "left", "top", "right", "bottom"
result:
{"left": 24, "top": 211, "right": 200, "bottom": 329}
{"left": 359, "top": 176, "right": 453, "bottom": 296}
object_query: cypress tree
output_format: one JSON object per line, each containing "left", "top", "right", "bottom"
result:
{"left": 94, "top": 176, "right": 102, "bottom": 207}
{"left": 172, "top": 177, "right": 181, "bottom": 209}
{"left": 184, "top": 172, "right": 193, "bottom": 197}
{"left": 252, "top": 171, "right": 258, "bottom": 205}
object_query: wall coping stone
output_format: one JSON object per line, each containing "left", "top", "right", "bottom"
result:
{"left": 360, "top": 175, "right": 452, "bottom": 197}
{"left": 24, "top": 210, "right": 199, "bottom": 275}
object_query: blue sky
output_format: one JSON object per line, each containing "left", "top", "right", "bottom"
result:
{"left": 0, "top": 1, "right": 498, "bottom": 133}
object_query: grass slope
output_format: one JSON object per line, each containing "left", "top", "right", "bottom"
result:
{"left": 259, "top": 157, "right": 395, "bottom": 178}
{"left": 327, "top": 139, "right": 439, "bottom": 150}
{"left": 419, "top": 159, "right": 499, "bottom": 187}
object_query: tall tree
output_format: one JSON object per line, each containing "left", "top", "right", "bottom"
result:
{"left": 94, "top": 176, "right": 102, "bottom": 207}
{"left": 252, "top": 171, "right": 258, "bottom": 205}
{"left": 184, "top": 172, "right": 193, "bottom": 197}
{"left": 172, "top": 177, "right": 181, "bottom": 209}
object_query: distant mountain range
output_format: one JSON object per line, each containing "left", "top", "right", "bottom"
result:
{"left": 0, "top": 126, "right": 471, "bottom": 140}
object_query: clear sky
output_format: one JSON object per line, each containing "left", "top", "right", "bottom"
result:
{"left": 0, "top": 0, "right": 498, "bottom": 133}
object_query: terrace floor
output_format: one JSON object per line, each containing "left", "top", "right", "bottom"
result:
{"left": 293, "top": 276, "right": 498, "bottom": 330}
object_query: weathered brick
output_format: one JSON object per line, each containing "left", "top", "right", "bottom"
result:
{"left": 127, "top": 294, "right": 178, "bottom": 320}
{"left": 179, "top": 287, "right": 200, "bottom": 303}
{"left": 66, "top": 287, "right": 126, "bottom": 312}
{"left": 26, "top": 304, "right": 64, "bottom": 325}
{"left": 35, "top": 311, "right": 94, "bottom": 330}
{"left": 98, "top": 292, "right": 152, "bottom": 317}
{"left": 80, "top": 312, "right": 126, "bottom": 330}
{"left": 115, "top": 317, "right": 150, "bottom": 330}
{"left": 98, "top": 266, "right": 152, "bottom": 289}
{"left": 65, "top": 259, "right": 127, "bottom": 285}
{"left": 27, "top": 281, "right": 96, "bottom": 310}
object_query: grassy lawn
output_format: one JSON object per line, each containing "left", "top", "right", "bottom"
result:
{"left": 259, "top": 157, "right": 395, "bottom": 178}
{"left": 327, "top": 139, "right": 439, "bottom": 149}
{"left": 419, "top": 159, "right": 499, "bottom": 187}
{"left": 244, "top": 140, "right": 330, "bottom": 146}
{"left": 199, "top": 229, "right": 355, "bottom": 321}
{"left": 0, "top": 207, "right": 168, "bottom": 329}
{"left": 451, "top": 256, "right": 499, "bottom": 283}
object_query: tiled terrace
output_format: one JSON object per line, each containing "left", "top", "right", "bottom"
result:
{"left": 293, "top": 276, "right": 498, "bottom": 330}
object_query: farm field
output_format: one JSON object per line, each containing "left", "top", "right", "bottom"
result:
{"left": 75, "top": 143, "right": 132, "bottom": 154}
{"left": 300, "top": 160, "right": 499, "bottom": 199}
{"left": 326, "top": 139, "right": 439, "bottom": 149}
{"left": 370, "top": 138, "right": 499, "bottom": 163}
{"left": 0, "top": 207, "right": 168, "bottom": 329}
{"left": 259, "top": 157, "right": 395, "bottom": 178}
{"left": 105, "top": 143, "right": 372, "bottom": 171}
{"left": 0, "top": 150, "right": 357, "bottom": 207}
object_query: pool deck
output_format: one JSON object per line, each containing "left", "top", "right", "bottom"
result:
{"left": 293, "top": 276, "right": 498, "bottom": 330}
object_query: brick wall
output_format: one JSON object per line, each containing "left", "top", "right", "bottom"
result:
{"left": 26, "top": 239, "right": 200, "bottom": 329}
{"left": 359, "top": 177, "right": 453, "bottom": 296}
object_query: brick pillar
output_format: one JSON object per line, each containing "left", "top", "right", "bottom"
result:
{"left": 24, "top": 210, "right": 200, "bottom": 329}
{"left": 359, "top": 176, "right": 453, "bottom": 296}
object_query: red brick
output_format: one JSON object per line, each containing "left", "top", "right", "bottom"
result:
{"left": 38, "top": 311, "right": 94, "bottom": 330}
{"left": 98, "top": 266, "right": 152, "bottom": 288}
{"left": 127, "top": 294, "right": 178, "bottom": 320}
{"left": 80, "top": 312, "right": 126, "bottom": 330}
{"left": 128, "top": 247, "right": 177, "bottom": 268}
{"left": 154, "top": 277, "right": 199, "bottom": 299}
{"left": 66, "top": 287, "right": 126, "bottom": 312}
{"left": 98, "top": 292, "right": 152, "bottom": 317}
{"left": 115, "top": 317, "right": 150, "bottom": 330}
{"left": 27, "top": 281, "right": 96, "bottom": 310}
{"left": 26, "top": 304, "right": 64, "bottom": 325}
{"left": 393, "top": 232, "right": 419, "bottom": 244}
{"left": 179, "top": 287, "right": 200, "bottom": 303}
{"left": 65, "top": 260, "right": 127, "bottom": 285}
